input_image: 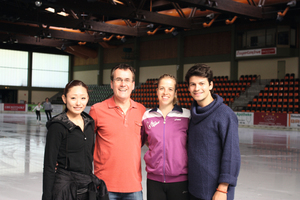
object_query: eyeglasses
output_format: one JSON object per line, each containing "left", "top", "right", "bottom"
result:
{"left": 114, "top": 78, "right": 132, "bottom": 84}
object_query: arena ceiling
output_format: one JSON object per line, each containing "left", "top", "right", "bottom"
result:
{"left": 0, "top": 0, "right": 299, "bottom": 57}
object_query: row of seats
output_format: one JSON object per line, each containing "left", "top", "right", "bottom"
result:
{"left": 258, "top": 91, "right": 299, "bottom": 99}
{"left": 132, "top": 75, "right": 254, "bottom": 109}
{"left": 214, "top": 80, "right": 252, "bottom": 87}
{"left": 243, "top": 74, "right": 299, "bottom": 113}
{"left": 247, "top": 101, "right": 299, "bottom": 109}
{"left": 213, "top": 76, "right": 229, "bottom": 82}
{"left": 269, "top": 78, "right": 299, "bottom": 86}
{"left": 214, "top": 86, "right": 246, "bottom": 93}
{"left": 239, "top": 74, "right": 258, "bottom": 82}
{"left": 88, "top": 84, "right": 113, "bottom": 106}
{"left": 284, "top": 73, "right": 295, "bottom": 80}
{"left": 242, "top": 107, "right": 298, "bottom": 113}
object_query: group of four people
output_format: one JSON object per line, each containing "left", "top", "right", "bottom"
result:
{"left": 42, "top": 63, "right": 241, "bottom": 200}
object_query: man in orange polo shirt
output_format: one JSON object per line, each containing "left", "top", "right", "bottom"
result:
{"left": 89, "top": 63, "right": 146, "bottom": 200}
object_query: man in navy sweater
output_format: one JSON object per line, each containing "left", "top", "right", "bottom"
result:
{"left": 185, "top": 64, "right": 241, "bottom": 200}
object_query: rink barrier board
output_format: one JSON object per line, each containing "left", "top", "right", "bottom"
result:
{"left": 0, "top": 104, "right": 299, "bottom": 128}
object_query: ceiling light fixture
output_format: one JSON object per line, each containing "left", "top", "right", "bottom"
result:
{"left": 116, "top": 35, "right": 127, "bottom": 42}
{"left": 113, "top": 0, "right": 124, "bottom": 5}
{"left": 171, "top": 30, "right": 179, "bottom": 37}
{"left": 35, "top": 1, "right": 42, "bottom": 7}
{"left": 45, "top": 7, "right": 55, "bottom": 13}
{"left": 61, "top": 44, "right": 66, "bottom": 51}
{"left": 146, "top": 24, "right": 154, "bottom": 29}
{"left": 57, "top": 11, "right": 69, "bottom": 17}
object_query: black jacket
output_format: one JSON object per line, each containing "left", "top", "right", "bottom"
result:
{"left": 52, "top": 168, "right": 109, "bottom": 200}
{"left": 42, "top": 111, "right": 96, "bottom": 200}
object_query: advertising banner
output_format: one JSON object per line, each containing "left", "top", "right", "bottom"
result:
{"left": 28, "top": 104, "right": 45, "bottom": 112}
{"left": 289, "top": 114, "right": 300, "bottom": 128}
{"left": 236, "top": 47, "right": 276, "bottom": 57}
{"left": 254, "top": 112, "right": 287, "bottom": 126}
{"left": 235, "top": 112, "right": 254, "bottom": 125}
{"left": 4, "top": 103, "right": 26, "bottom": 111}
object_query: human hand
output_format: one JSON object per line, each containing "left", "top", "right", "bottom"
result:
{"left": 212, "top": 190, "right": 227, "bottom": 200}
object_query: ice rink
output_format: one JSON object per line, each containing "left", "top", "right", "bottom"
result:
{"left": 0, "top": 113, "right": 300, "bottom": 200}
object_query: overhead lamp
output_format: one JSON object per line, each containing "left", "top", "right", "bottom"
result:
{"left": 165, "top": 27, "right": 175, "bottom": 34}
{"left": 113, "top": 0, "right": 124, "bottom": 5}
{"left": 103, "top": 34, "right": 114, "bottom": 41}
{"left": 35, "top": 1, "right": 42, "bottom": 7}
{"left": 212, "top": 1, "right": 218, "bottom": 7}
{"left": 116, "top": 35, "right": 126, "bottom": 43}
{"left": 146, "top": 24, "right": 154, "bottom": 29}
{"left": 57, "top": 11, "right": 69, "bottom": 17}
{"left": 121, "top": 37, "right": 126, "bottom": 43}
{"left": 172, "top": 30, "right": 179, "bottom": 37}
{"left": 287, "top": 0, "right": 296, "bottom": 7}
{"left": 61, "top": 44, "right": 66, "bottom": 51}
{"left": 45, "top": 7, "right": 55, "bottom": 13}
{"left": 205, "top": 0, "right": 211, "bottom": 6}
{"left": 3, "top": 37, "right": 18, "bottom": 44}
{"left": 206, "top": 13, "right": 215, "bottom": 19}
{"left": 78, "top": 41, "right": 86, "bottom": 45}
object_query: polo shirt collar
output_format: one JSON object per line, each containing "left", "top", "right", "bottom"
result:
{"left": 107, "top": 96, "right": 138, "bottom": 109}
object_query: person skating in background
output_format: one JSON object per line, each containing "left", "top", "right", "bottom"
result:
{"left": 32, "top": 102, "right": 43, "bottom": 124}
{"left": 43, "top": 97, "right": 52, "bottom": 121}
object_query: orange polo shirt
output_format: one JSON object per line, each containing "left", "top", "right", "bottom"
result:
{"left": 89, "top": 96, "right": 146, "bottom": 192}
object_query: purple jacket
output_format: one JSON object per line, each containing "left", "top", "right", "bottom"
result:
{"left": 141, "top": 105, "right": 190, "bottom": 183}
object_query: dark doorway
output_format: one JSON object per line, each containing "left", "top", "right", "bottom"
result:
{"left": 0, "top": 89, "right": 17, "bottom": 103}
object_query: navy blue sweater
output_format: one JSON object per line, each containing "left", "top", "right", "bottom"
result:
{"left": 188, "top": 94, "right": 241, "bottom": 200}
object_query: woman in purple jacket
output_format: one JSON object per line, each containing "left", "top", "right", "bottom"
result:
{"left": 141, "top": 74, "right": 190, "bottom": 200}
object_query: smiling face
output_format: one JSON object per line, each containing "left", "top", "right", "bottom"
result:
{"left": 157, "top": 77, "right": 177, "bottom": 108}
{"left": 188, "top": 75, "right": 214, "bottom": 107}
{"left": 111, "top": 68, "right": 135, "bottom": 103}
{"left": 62, "top": 85, "right": 89, "bottom": 116}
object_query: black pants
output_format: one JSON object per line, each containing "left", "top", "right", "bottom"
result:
{"left": 147, "top": 179, "right": 189, "bottom": 200}
{"left": 45, "top": 110, "right": 52, "bottom": 121}
{"left": 189, "top": 194, "right": 205, "bottom": 200}
{"left": 35, "top": 110, "right": 41, "bottom": 121}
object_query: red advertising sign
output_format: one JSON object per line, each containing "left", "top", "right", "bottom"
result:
{"left": 254, "top": 112, "right": 287, "bottom": 126}
{"left": 261, "top": 48, "right": 276, "bottom": 55}
{"left": 236, "top": 47, "right": 277, "bottom": 57}
{"left": 4, "top": 103, "right": 26, "bottom": 111}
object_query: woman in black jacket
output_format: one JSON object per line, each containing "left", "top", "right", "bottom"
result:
{"left": 42, "top": 80, "right": 108, "bottom": 200}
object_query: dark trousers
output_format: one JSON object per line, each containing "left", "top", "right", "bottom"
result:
{"left": 147, "top": 179, "right": 189, "bottom": 200}
{"left": 189, "top": 194, "right": 205, "bottom": 200}
{"left": 36, "top": 111, "right": 41, "bottom": 121}
{"left": 45, "top": 110, "right": 52, "bottom": 121}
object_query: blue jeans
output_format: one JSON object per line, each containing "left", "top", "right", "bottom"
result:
{"left": 108, "top": 191, "right": 143, "bottom": 200}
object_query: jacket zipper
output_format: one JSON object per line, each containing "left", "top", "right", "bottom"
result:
{"left": 163, "top": 117, "right": 166, "bottom": 183}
